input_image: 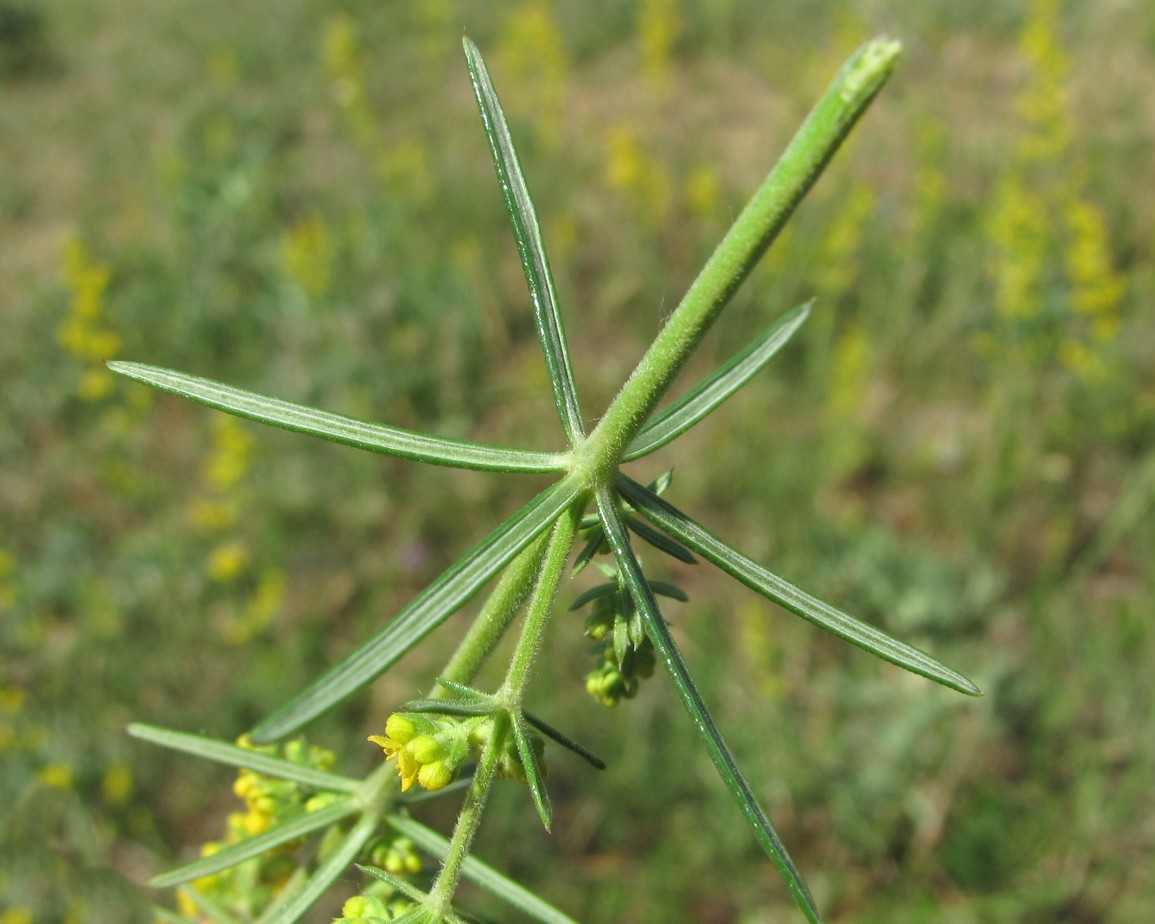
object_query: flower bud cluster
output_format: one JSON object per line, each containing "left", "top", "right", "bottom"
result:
{"left": 578, "top": 575, "right": 659, "bottom": 707}
{"left": 173, "top": 735, "right": 339, "bottom": 921}
{"left": 335, "top": 893, "right": 414, "bottom": 922}
{"left": 370, "top": 711, "right": 547, "bottom": 792}
{"left": 369, "top": 712, "right": 471, "bottom": 793}
{"left": 230, "top": 735, "right": 338, "bottom": 836}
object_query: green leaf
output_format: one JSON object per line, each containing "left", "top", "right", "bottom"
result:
{"left": 108, "top": 361, "right": 566, "bottom": 473}
{"left": 387, "top": 815, "right": 581, "bottom": 924}
{"left": 626, "top": 514, "right": 696, "bottom": 564}
{"left": 463, "top": 37, "right": 585, "bottom": 446}
{"left": 401, "top": 697, "right": 497, "bottom": 718}
{"left": 149, "top": 800, "right": 357, "bottom": 888}
{"left": 251, "top": 477, "right": 582, "bottom": 742}
{"left": 567, "top": 582, "right": 617, "bottom": 610}
{"left": 594, "top": 489, "right": 823, "bottom": 924}
{"left": 618, "top": 476, "right": 982, "bottom": 696}
{"left": 523, "top": 711, "right": 606, "bottom": 770}
{"left": 356, "top": 864, "right": 430, "bottom": 906}
{"left": 269, "top": 813, "right": 378, "bottom": 924}
{"left": 511, "top": 714, "right": 552, "bottom": 831}
{"left": 624, "top": 301, "right": 812, "bottom": 460}
{"left": 127, "top": 724, "right": 361, "bottom": 793}
{"left": 570, "top": 531, "right": 603, "bottom": 576}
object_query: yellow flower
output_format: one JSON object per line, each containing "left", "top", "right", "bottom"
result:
{"left": 207, "top": 540, "right": 251, "bottom": 583}
{"left": 38, "top": 761, "right": 73, "bottom": 790}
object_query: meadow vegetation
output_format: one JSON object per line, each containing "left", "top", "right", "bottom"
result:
{"left": 2, "top": 1, "right": 1153, "bottom": 921}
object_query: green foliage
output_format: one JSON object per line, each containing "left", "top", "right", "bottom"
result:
{"left": 5, "top": 3, "right": 1155, "bottom": 923}
{"left": 108, "top": 32, "right": 980, "bottom": 924}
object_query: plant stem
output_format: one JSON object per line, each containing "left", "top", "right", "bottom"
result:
{"left": 433, "top": 531, "right": 552, "bottom": 697}
{"left": 577, "top": 38, "right": 902, "bottom": 475}
{"left": 425, "top": 709, "right": 510, "bottom": 914}
{"left": 424, "top": 504, "right": 580, "bottom": 911}
{"left": 500, "top": 502, "right": 582, "bottom": 702}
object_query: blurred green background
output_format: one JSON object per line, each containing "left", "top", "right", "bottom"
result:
{"left": 2, "top": 0, "right": 1153, "bottom": 921}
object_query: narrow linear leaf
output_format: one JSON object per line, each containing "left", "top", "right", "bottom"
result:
{"left": 571, "top": 532, "right": 603, "bottom": 575}
{"left": 463, "top": 37, "right": 585, "bottom": 445}
{"left": 387, "top": 815, "right": 581, "bottom": 924}
{"left": 625, "top": 301, "right": 812, "bottom": 460}
{"left": 595, "top": 489, "right": 823, "bottom": 924}
{"left": 567, "top": 582, "right": 617, "bottom": 610}
{"left": 512, "top": 715, "right": 552, "bottom": 831}
{"left": 619, "top": 476, "right": 982, "bottom": 696}
{"left": 523, "top": 711, "right": 606, "bottom": 770}
{"left": 356, "top": 864, "right": 430, "bottom": 905}
{"left": 127, "top": 724, "right": 360, "bottom": 793}
{"left": 149, "top": 800, "right": 356, "bottom": 888}
{"left": 648, "top": 580, "right": 689, "bottom": 602}
{"left": 435, "top": 678, "right": 490, "bottom": 701}
{"left": 108, "top": 361, "right": 566, "bottom": 473}
{"left": 269, "top": 813, "right": 378, "bottom": 924}
{"left": 251, "top": 478, "right": 582, "bottom": 742}
{"left": 401, "top": 698, "right": 496, "bottom": 718}
{"left": 626, "top": 514, "right": 696, "bottom": 564}
{"left": 584, "top": 40, "right": 901, "bottom": 463}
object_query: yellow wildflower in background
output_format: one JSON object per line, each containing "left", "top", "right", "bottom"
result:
{"left": 323, "top": 14, "right": 376, "bottom": 151}
{"left": 57, "top": 236, "right": 120, "bottom": 401}
{"left": 102, "top": 763, "right": 133, "bottom": 805}
{"left": 982, "top": 0, "right": 1125, "bottom": 383}
{"left": 605, "top": 124, "right": 671, "bottom": 229}
{"left": 208, "top": 541, "right": 251, "bottom": 584}
{"left": 38, "top": 762, "right": 73, "bottom": 790}
{"left": 639, "top": 0, "right": 681, "bottom": 92}
{"left": 282, "top": 216, "right": 333, "bottom": 297}
{"left": 497, "top": 0, "right": 570, "bottom": 148}
{"left": 204, "top": 416, "right": 255, "bottom": 492}
{"left": 813, "top": 183, "right": 875, "bottom": 298}
{"left": 685, "top": 164, "right": 721, "bottom": 221}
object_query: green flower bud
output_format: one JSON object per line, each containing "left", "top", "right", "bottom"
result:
{"left": 339, "top": 894, "right": 390, "bottom": 921}
{"left": 418, "top": 760, "right": 455, "bottom": 791}
{"left": 408, "top": 734, "right": 445, "bottom": 764}
{"left": 384, "top": 713, "right": 418, "bottom": 744}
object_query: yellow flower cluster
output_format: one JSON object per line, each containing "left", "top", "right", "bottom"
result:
{"left": 606, "top": 124, "right": 671, "bottom": 230}
{"left": 370, "top": 712, "right": 544, "bottom": 792}
{"left": 497, "top": 0, "right": 570, "bottom": 149}
{"left": 813, "top": 183, "right": 876, "bottom": 298}
{"left": 281, "top": 216, "right": 332, "bottom": 298}
{"left": 187, "top": 415, "right": 286, "bottom": 643}
{"left": 56, "top": 237, "right": 120, "bottom": 401}
{"left": 323, "top": 14, "right": 432, "bottom": 203}
{"left": 192, "top": 414, "right": 253, "bottom": 581}
{"left": 323, "top": 15, "right": 376, "bottom": 152}
{"left": 174, "top": 737, "right": 338, "bottom": 920}
{"left": 983, "top": 0, "right": 1125, "bottom": 383}
{"left": 639, "top": 0, "right": 681, "bottom": 92}
{"left": 369, "top": 713, "right": 464, "bottom": 792}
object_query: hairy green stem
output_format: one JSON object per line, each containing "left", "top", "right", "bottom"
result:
{"left": 433, "top": 531, "right": 552, "bottom": 697}
{"left": 423, "top": 504, "right": 580, "bottom": 909}
{"left": 577, "top": 38, "right": 901, "bottom": 475}
{"left": 425, "top": 710, "right": 510, "bottom": 913}
{"left": 501, "top": 503, "right": 582, "bottom": 701}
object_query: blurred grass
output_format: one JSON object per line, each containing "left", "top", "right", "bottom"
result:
{"left": 2, "top": 0, "right": 1153, "bottom": 921}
